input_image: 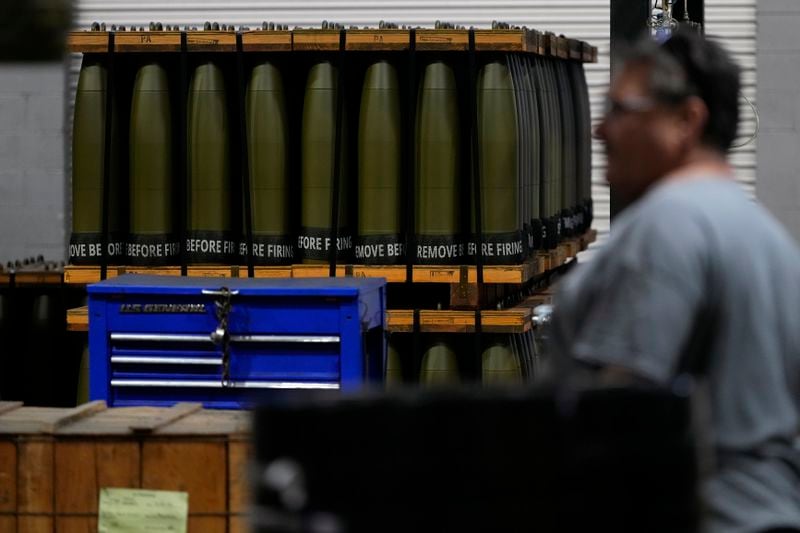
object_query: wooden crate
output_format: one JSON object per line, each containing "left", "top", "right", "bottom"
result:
{"left": 0, "top": 402, "right": 251, "bottom": 532}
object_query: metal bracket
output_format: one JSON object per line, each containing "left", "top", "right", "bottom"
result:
{"left": 458, "top": 264, "right": 470, "bottom": 298}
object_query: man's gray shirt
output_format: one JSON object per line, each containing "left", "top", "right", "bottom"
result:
{"left": 552, "top": 177, "right": 800, "bottom": 532}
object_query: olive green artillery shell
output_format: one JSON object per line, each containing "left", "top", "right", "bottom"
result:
{"left": 247, "top": 62, "right": 289, "bottom": 236}
{"left": 416, "top": 61, "right": 460, "bottom": 236}
{"left": 358, "top": 60, "right": 402, "bottom": 236}
{"left": 419, "top": 340, "right": 460, "bottom": 385}
{"left": 301, "top": 61, "right": 348, "bottom": 232}
{"left": 557, "top": 61, "right": 576, "bottom": 212}
{"left": 541, "top": 59, "right": 555, "bottom": 218}
{"left": 532, "top": 57, "right": 551, "bottom": 219}
{"left": 544, "top": 58, "right": 562, "bottom": 219}
{"left": 72, "top": 59, "right": 123, "bottom": 235}
{"left": 571, "top": 62, "right": 592, "bottom": 206}
{"left": 187, "top": 62, "right": 231, "bottom": 233}
{"left": 506, "top": 55, "right": 526, "bottom": 234}
{"left": 524, "top": 56, "right": 542, "bottom": 220}
{"left": 551, "top": 61, "right": 566, "bottom": 214}
{"left": 482, "top": 339, "right": 522, "bottom": 385}
{"left": 385, "top": 337, "right": 404, "bottom": 388}
{"left": 569, "top": 62, "right": 587, "bottom": 205}
{"left": 129, "top": 62, "right": 173, "bottom": 236}
{"left": 476, "top": 61, "right": 518, "bottom": 235}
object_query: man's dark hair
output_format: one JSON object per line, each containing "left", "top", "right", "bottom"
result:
{"left": 625, "top": 29, "right": 741, "bottom": 152}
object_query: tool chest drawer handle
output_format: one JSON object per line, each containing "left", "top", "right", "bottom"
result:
{"left": 111, "top": 333, "right": 214, "bottom": 343}
{"left": 230, "top": 334, "right": 340, "bottom": 344}
{"left": 111, "top": 356, "right": 223, "bottom": 365}
{"left": 201, "top": 289, "right": 240, "bottom": 296}
{"left": 110, "top": 379, "right": 340, "bottom": 390}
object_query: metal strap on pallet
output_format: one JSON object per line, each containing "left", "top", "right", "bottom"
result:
{"left": 468, "top": 29, "right": 484, "bottom": 376}
{"left": 411, "top": 307, "right": 421, "bottom": 379}
{"left": 99, "top": 31, "right": 115, "bottom": 282}
{"left": 179, "top": 31, "right": 189, "bottom": 277}
{"left": 236, "top": 31, "right": 255, "bottom": 279}
{"left": 327, "top": 28, "right": 347, "bottom": 278}
{"left": 404, "top": 28, "right": 417, "bottom": 284}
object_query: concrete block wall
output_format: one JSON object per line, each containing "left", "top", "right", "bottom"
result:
{"left": 757, "top": 0, "right": 800, "bottom": 243}
{"left": 0, "top": 63, "right": 67, "bottom": 266}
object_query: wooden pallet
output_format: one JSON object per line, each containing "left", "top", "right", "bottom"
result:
{"left": 0, "top": 270, "right": 64, "bottom": 286}
{"left": 66, "top": 306, "right": 88, "bottom": 332}
{"left": 65, "top": 304, "right": 531, "bottom": 334}
{"left": 67, "top": 29, "right": 598, "bottom": 60}
{"left": 387, "top": 308, "right": 531, "bottom": 333}
{"left": 63, "top": 259, "right": 538, "bottom": 285}
{"left": 0, "top": 401, "right": 250, "bottom": 533}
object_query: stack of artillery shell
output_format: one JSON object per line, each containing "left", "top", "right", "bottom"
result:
{"left": 539, "top": 55, "right": 563, "bottom": 249}
{"left": 472, "top": 60, "right": 523, "bottom": 265}
{"left": 128, "top": 62, "right": 179, "bottom": 266}
{"left": 186, "top": 61, "right": 236, "bottom": 264}
{"left": 419, "top": 338, "right": 460, "bottom": 385}
{"left": 245, "top": 62, "right": 293, "bottom": 265}
{"left": 299, "top": 61, "right": 352, "bottom": 263}
{"left": 569, "top": 60, "right": 593, "bottom": 234}
{"left": 68, "top": 30, "right": 594, "bottom": 270}
{"left": 415, "top": 61, "right": 462, "bottom": 265}
{"left": 555, "top": 60, "right": 578, "bottom": 238}
{"left": 482, "top": 336, "right": 522, "bottom": 385}
{"left": 356, "top": 60, "right": 404, "bottom": 265}
{"left": 70, "top": 57, "right": 125, "bottom": 265}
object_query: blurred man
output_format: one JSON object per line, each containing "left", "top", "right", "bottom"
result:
{"left": 551, "top": 30, "right": 800, "bottom": 533}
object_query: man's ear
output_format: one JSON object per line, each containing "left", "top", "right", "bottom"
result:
{"left": 679, "top": 95, "right": 709, "bottom": 143}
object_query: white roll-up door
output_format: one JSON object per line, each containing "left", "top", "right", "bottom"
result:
{"left": 706, "top": 0, "right": 757, "bottom": 199}
{"left": 71, "top": 0, "right": 756, "bottom": 244}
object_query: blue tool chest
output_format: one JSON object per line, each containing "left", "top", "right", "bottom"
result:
{"left": 87, "top": 274, "right": 387, "bottom": 408}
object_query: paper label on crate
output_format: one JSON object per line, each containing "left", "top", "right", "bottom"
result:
{"left": 98, "top": 488, "right": 188, "bottom": 533}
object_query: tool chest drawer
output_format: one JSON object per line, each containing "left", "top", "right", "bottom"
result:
{"left": 88, "top": 274, "right": 387, "bottom": 408}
